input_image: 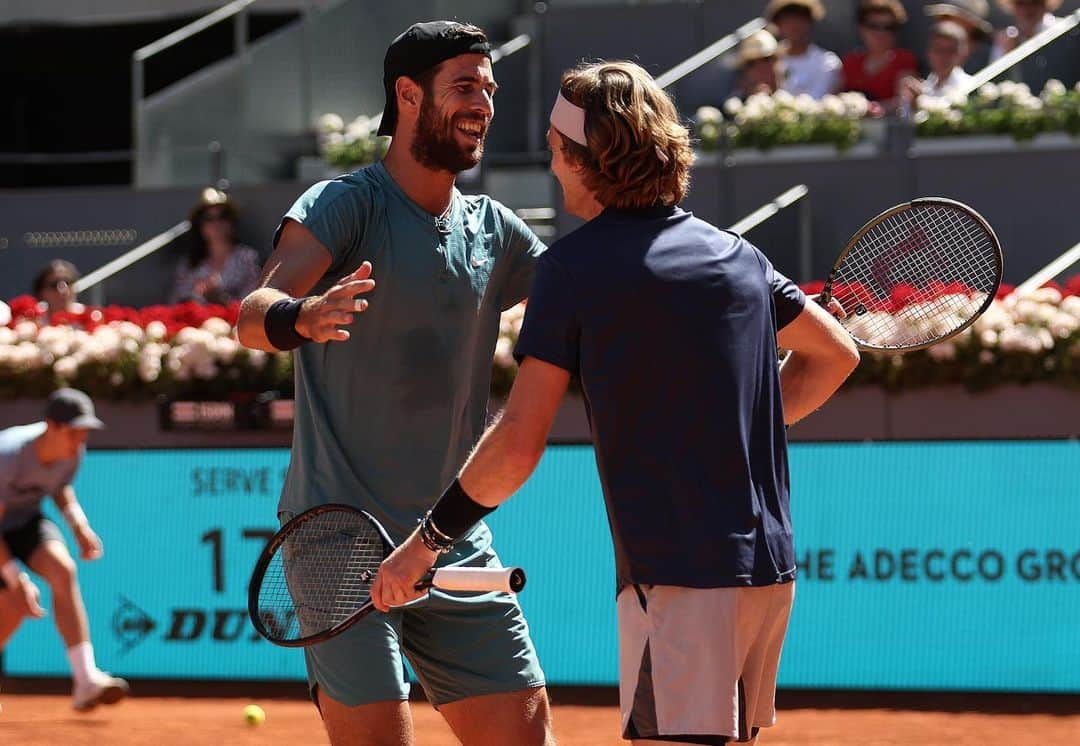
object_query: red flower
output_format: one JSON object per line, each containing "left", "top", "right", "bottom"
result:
{"left": 996, "top": 283, "right": 1015, "bottom": 300}
{"left": 6, "top": 295, "right": 42, "bottom": 323}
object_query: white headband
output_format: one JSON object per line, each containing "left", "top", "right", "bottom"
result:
{"left": 550, "top": 92, "right": 588, "bottom": 146}
{"left": 549, "top": 90, "right": 671, "bottom": 165}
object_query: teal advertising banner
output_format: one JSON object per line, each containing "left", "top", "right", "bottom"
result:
{"left": 6, "top": 441, "right": 1080, "bottom": 691}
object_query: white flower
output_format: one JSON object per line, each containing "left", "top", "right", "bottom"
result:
{"left": 212, "top": 336, "right": 239, "bottom": 365}
{"left": 0, "top": 327, "right": 15, "bottom": 345}
{"left": 317, "top": 113, "right": 345, "bottom": 134}
{"left": 112, "top": 321, "right": 145, "bottom": 342}
{"left": 793, "top": 93, "right": 816, "bottom": 114}
{"left": 821, "top": 94, "right": 845, "bottom": 117}
{"left": 138, "top": 359, "right": 161, "bottom": 383}
{"left": 146, "top": 320, "right": 167, "bottom": 341}
{"left": 839, "top": 91, "right": 869, "bottom": 118}
{"left": 1042, "top": 79, "right": 1067, "bottom": 98}
{"left": 1060, "top": 296, "right": 1080, "bottom": 319}
{"left": 723, "top": 98, "right": 743, "bottom": 117}
{"left": 110, "top": 372, "right": 124, "bottom": 386}
{"left": 54, "top": 356, "right": 79, "bottom": 379}
{"left": 979, "top": 329, "right": 999, "bottom": 347}
{"left": 773, "top": 90, "right": 795, "bottom": 108}
{"left": 247, "top": 349, "right": 268, "bottom": 369}
{"left": 201, "top": 317, "right": 233, "bottom": 337}
{"left": 1029, "top": 287, "right": 1063, "bottom": 305}
{"left": 14, "top": 320, "right": 38, "bottom": 342}
{"left": 977, "top": 82, "right": 999, "bottom": 102}
{"left": 697, "top": 105, "right": 724, "bottom": 123}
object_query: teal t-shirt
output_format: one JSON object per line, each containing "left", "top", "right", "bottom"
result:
{"left": 274, "top": 162, "right": 545, "bottom": 561}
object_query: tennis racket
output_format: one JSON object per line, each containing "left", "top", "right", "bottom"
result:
{"left": 249, "top": 504, "right": 526, "bottom": 647}
{"left": 819, "top": 197, "right": 1003, "bottom": 351}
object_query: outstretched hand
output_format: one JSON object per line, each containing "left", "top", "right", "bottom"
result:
{"left": 295, "top": 262, "right": 375, "bottom": 343}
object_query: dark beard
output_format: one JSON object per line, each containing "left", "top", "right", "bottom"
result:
{"left": 410, "top": 98, "right": 483, "bottom": 174}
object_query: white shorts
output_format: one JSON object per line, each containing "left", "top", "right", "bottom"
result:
{"left": 617, "top": 582, "right": 795, "bottom": 744}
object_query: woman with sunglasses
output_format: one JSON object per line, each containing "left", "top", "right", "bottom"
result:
{"left": 32, "top": 259, "right": 85, "bottom": 317}
{"left": 841, "top": 0, "right": 918, "bottom": 109}
{"left": 171, "top": 188, "right": 260, "bottom": 305}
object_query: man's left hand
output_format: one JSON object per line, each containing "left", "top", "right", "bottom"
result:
{"left": 74, "top": 524, "right": 103, "bottom": 561}
{"left": 370, "top": 532, "right": 439, "bottom": 613}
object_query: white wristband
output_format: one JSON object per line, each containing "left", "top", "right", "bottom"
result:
{"left": 1, "top": 559, "right": 21, "bottom": 588}
{"left": 62, "top": 503, "right": 89, "bottom": 529}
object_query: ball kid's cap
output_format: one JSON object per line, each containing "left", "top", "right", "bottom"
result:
{"left": 45, "top": 388, "right": 105, "bottom": 430}
{"left": 377, "top": 20, "right": 492, "bottom": 137}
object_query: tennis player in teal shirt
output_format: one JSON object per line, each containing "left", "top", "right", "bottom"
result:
{"left": 237, "top": 21, "right": 551, "bottom": 746}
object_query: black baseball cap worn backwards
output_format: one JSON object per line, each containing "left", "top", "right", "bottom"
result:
{"left": 377, "top": 20, "right": 492, "bottom": 137}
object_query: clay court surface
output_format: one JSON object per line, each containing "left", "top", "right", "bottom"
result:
{"left": 2, "top": 685, "right": 1080, "bottom": 746}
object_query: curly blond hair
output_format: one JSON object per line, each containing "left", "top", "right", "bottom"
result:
{"left": 555, "top": 61, "right": 694, "bottom": 210}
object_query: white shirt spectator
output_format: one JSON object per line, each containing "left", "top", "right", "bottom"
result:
{"left": 781, "top": 44, "right": 842, "bottom": 98}
{"left": 923, "top": 67, "right": 972, "bottom": 97}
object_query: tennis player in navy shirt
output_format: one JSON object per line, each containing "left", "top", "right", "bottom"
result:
{"left": 375, "top": 60, "right": 860, "bottom": 744}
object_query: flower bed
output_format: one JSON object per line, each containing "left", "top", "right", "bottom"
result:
{"left": 2, "top": 277, "right": 1077, "bottom": 401}
{"left": 695, "top": 91, "right": 871, "bottom": 153}
{"left": 316, "top": 112, "right": 389, "bottom": 170}
{"left": 914, "top": 80, "right": 1080, "bottom": 142}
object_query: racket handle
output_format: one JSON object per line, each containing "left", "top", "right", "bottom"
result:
{"left": 429, "top": 566, "right": 527, "bottom": 594}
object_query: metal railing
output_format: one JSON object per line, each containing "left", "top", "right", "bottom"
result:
{"left": 1016, "top": 239, "right": 1080, "bottom": 295}
{"left": 959, "top": 9, "right": 1080, "bottom": 97}
{"left": 74, "top": 221, "right": 192, "bottom": 306}
{"left": 654, "top": 17, "right": 766, "bottom": 90}
{"left": 726, "top": 185, "right": 813, "bottom": 282}
{"left": 132, "top": 0, "right": 313, "bottom": 185}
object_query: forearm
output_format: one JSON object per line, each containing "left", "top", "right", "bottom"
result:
{"left": 53, "top": 486, "right": 91, "bottom": 531}
{"left": 780, "top": 351, "right": 858, "bottom": 425}
{"left": 458, "top": 413, "right": 544, "bottom": 509}
{"left": 237, "top": 287, "right": 291, "bottom": 351}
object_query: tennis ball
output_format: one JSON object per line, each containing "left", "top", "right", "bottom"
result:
{"left": 243, "top": 704, "right": 265, "bottom": 726}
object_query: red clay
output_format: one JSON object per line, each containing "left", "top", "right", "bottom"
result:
{"left": 2, "top": 692, "right": 1080, "bottom": 745}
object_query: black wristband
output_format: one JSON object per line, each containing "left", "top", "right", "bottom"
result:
{"left": 264, "top": 298, "right": 308, "bottom": 351}
{"left": 429, "top": 478, "right": 495, "bottom": 541}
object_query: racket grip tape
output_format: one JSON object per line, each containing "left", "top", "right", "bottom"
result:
{"left": 427, "top": 566, "right": 527, "bottom": 593}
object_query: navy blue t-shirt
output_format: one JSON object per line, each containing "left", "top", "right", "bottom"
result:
{"left": 514, "top": 205, "right": 806, "bottom": 592}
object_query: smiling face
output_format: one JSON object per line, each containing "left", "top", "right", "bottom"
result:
{"left": 409, "top": 54, "right": 497, "bottom": 174}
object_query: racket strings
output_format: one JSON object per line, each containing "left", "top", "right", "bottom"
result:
{"left": 256, "top": 511, "right": 385, "bottom": 642}
{"left": 832, "top": 205, "right": 999, "bottom": 349}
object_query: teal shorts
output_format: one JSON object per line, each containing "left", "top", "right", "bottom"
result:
{"left": 299, "top": 542, "right": 545, "bottom": 708}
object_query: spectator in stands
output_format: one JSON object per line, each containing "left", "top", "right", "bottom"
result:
{"left": 990, "top": 0, "right": 1077, "bottom": 92}
{"left": 925, "top": 0, "right": 994, "bottom": 72}
{"left": 171, "top": 187, "right": 260, "bottom": 305}
{"left": 733, "top": 29, "right": 784, "bottom": 99}
{"left": 33, "top": 260, "right": 85, "bottom": 316}
{"left": 766, "top": 0, "right": 842, "bottom": 98}
{"left": 841, "top": 0, "right": 918, "bottom": 109}
{"left": 991, "top": 0, "right": 1063, "bottom": 61}
{"left": 900, "top": 22, "right": 973, "bottom": 105}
